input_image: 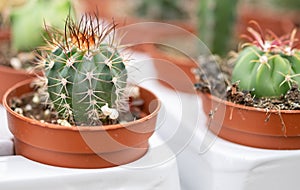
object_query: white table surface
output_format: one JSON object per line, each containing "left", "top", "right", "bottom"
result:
{"left": 0, "top": 133, "right": 181, "bottom": 190}
{"left": 0, "top": 107, "right": 181, "bottom": 190}
{"left": 0, "top": 106, "right": 13, "bottom": 156}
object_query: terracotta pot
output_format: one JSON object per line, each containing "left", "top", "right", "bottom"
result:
{"left": 200, "top": 92, "right": 300, "bottom": 150}
{"left": 3, "top": 79, "right": 161, "bottom": 168}
{"left": 0, "top": 65, "right": 38, "bottom": 102}
{"left": 0, "top": 28, "right": 10, "bottom": 41}
{"left": 0, "top": 29, "right": 39, "bottom": 101}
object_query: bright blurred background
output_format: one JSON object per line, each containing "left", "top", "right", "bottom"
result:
{"left": 0, "top": 0, "right": 299, "bottom": 56}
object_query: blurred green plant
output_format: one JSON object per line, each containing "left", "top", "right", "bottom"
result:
{"left": 136, "top": 0, "right": 188, "bottom": 20}
{"left": 198, "top": 0, "right": 238, "bottom": 57}
{"left": 271, "top": 0, "right": 300, "bottom": 11}
{"left": 0, "top": 0, "right": 25, "bottom": 27}
{"left": 10, "top": 0, "right": 73, "bottom": 52}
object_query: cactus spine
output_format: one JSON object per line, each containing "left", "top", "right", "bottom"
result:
{"left": 42, "top": 15, "right": 128, "bottom": 126}
{"left": 198, "top": 0, "right": 238, "bottom": 56}
{"left": 232, "top": 23, "right": 300, "bottom": 98}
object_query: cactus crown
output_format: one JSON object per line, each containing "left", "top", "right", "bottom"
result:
{"left": 232, "top": 21, "right": 300, "bottom": 98}
{"left": 40, "top": 14, "right": 129, "bottom": 126}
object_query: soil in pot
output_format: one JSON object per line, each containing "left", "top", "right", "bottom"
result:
{"left": 4, "top": 79, "right": 160, "bottom": 168}
{"left": 9, "top": 83, "right": 148, "bottom": 126}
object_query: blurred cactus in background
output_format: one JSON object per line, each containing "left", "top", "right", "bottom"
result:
{"left": 198, "top": 0, "right": 238, "bottom": 56}
{"left": 269, "top": 0, "right": 300, "bottom": 11}
{"left": 136, "top": 0, "right": 188, "bottom": 20}
{"left": 10, "top": 0, "right": 73, "bottom": 52}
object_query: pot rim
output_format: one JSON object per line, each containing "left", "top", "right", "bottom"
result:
{"left": 201, "top": 92, "right": 300, "bottom": 114}
{"left": 0, "top": 65, "right": 38, "bottom": 76}
{"left": 3, "top": 78, "right": 161, "bottom": 132}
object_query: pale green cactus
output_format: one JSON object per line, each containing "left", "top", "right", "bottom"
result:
{"left": 10, "top": 0, "right": 73, "bottom": 52}
{"left": 41, "top": 15, "right": 128, "bottom": 126}
{"left": 232, "top": 22, "right": 300, "bottom": 98}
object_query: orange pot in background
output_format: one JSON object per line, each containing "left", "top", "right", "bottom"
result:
{"left": 0, "top": 29, "right": 39, "bottom": 101}
{"left": 0, "top": 65, "right": 37, "bottom": 101}
{"left": 143, "top": 44, "right": 198, "bottom": 93}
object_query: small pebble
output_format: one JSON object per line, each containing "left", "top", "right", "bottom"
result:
{"left": 57, "top": 119, "right": 72, "bottom": 127}
{"left": 10, "top": 57, "right": 22, "bottom": 70}
{"left": 127, "top": 86, "right": 140, "bottom": 98}
{"left": 32, "top": 94, "right": 40, "bottom": 104}
{"left": 44, "top": 109, "right": 51, "bottom": 117}
{"left": 24, "top": 104, "right": 32, "bottom": 111}
{"left": 109, "top": 109, "right": 119, "bottom": 120}
{"left": 131, "top": 98, "right": 144, "bottom": 107}
{"left": 14, "top": 108, "right": 23, "bottom": 115}
{"left": 119, "top": 120, "right": 128, "bottom": 124}
{"left": 101, "top": 103, "right": 112, "bottom": 116}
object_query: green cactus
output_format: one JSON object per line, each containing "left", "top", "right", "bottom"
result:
{"left": 10, "top": 0, "right": 73, "bottom": 52}
{"left": 232, "top": 23, "right": 300, "bottom": 98}
{"left": 42, "top": 15, "right": 128, "bottom": 126}
{"left": 198, "top": 0, "right": 238, "bottom": 56}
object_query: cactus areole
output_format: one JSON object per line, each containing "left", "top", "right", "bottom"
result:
{"left": 42, "top": 15, "right": 128, "bottom": 126}
{"left": 232, "top": 22, "right": 300, "bottom": 98}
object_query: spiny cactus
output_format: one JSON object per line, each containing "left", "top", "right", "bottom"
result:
{"left": 10, "top": 0, "right": 73, "bottom": 52}
{"left": 41, "top": 15, "right": 129, "bottom": 126}
{"left": 198, "top": 0, "right": 238, "bottom": 56}
{"left": 232, "top": 22, "right": 300, "bottom": 98}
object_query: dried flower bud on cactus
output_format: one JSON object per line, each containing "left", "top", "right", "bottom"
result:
{"left": 40, "top": 15, "right": 129, "bottom": 126}
{"left": 232, "top": 22, "right": 300, "bottom": 98}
